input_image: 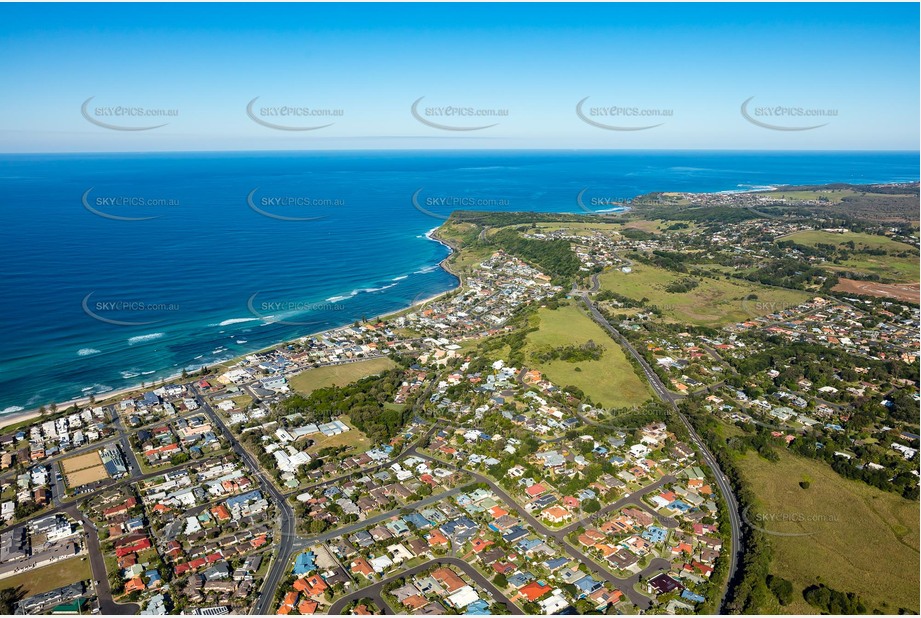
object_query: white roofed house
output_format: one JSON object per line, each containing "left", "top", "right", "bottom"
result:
{"left": 185, "top": 516, "right": 202, "bottom": 534}
{"left": 261, "top": 376, "right": 288, "bottom": 392}
{"left": 629, "top": 443, "right": 650, "bottom": 459}
{"left": 446, "top": 585, "right": 480, "bottom": 609}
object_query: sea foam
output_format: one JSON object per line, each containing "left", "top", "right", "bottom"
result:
{"left": 128, "top": 333, "right": 164, "bottom": 345}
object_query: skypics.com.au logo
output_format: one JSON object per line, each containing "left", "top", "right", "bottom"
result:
{"left": 576, "top": 97, "right": 672, "bottom": 131}
{"left": 246, "top": 97, "right": 343, "bottom": 131}
{"left": 81, "top": 97, "right": 178, "bottom": 131}
{"left": 411, "top": 97, "right": 508, "bottom": 131}
{"left": 740, "top": 96, "right": 837, "bottom": 131}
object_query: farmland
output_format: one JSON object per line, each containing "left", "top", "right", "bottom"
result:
{"left": 597, "top": 262, "right": 810, "bottom": 326}
{"left": 779, "top": 230, "right": 919, "bottom": 283}
{"left": 737, "top": 448, "right": 919, "bottom": 614}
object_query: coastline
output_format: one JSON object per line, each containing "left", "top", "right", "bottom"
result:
{"left": 8, "top": 172, "right": 915, "bottom": 431}
{"left": 0, "top": 225, "right": 462, "bottom": 432}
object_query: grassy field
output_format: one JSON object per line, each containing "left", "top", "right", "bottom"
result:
{"left": 623, "top": 219, "right": 701, "bottom": 234}
{"left": 231, "top": 394, "right": 253, "bottom": 408}
{"left": 780, "top": 230, "right": 919, "bottom": 283}
{"left": 524, "top": 303, "right": 650, "bottom": 408}
{"left": 435, "top": 221, "right": 494, "bottom": 274}
{"left": 527, "top": 221, "right": 625, "bottom": 233}
{"left": 0, "top": 556, "right": 92, "bottom": 597}
{"left": 304, "top": 415, "right": 372, "bottom": 456}
{"left": 289, "top": 357, "right": 396, "bottom": 395}
{"left": 753, "top": 188, "right": 856, "bottom": 203}
{"left": 736, "top": 448, "right": 919, "bottom": 614}
{"left": 597, "top": 262, "right": 810, "bottom": 326}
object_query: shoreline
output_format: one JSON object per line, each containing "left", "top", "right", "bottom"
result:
{"left": 0, "top": 225, "right": 462, "bottom": 432}
{"left": 8, "top": 174, "right": 913, "bottom": 430}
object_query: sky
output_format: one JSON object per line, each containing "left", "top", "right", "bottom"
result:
{"left": 0, "top": 3, "right": 918, "bottom": 152}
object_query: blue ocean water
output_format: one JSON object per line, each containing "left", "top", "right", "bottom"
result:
{"left": 0, "top": 150, "right": 917, "bottom": 413}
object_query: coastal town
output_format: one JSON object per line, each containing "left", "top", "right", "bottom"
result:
{"left": 0, "top": 184, "right": 917, "bottom": 615}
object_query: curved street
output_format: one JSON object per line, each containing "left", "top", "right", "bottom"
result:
{"left": 190, "top": 384, "right": 299, "bottom": 616}
{"left": 327, "top": 557, "right": 523, "bottom": 615}
{"left": 577, "top": 290, "right": 742, "bottom": 611}
{"left": 407, "top": 447, "right": 674, "bottom": 610}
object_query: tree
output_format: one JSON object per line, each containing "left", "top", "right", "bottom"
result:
{"left": 582, "top": 499, "right": 601, "bottom": 514}
{"left": 108, "top": 570, "right": 124, "bottom": 594}
{"left": 766, "top": 575, "right": 794, "bottom": 606}
{"left": 493, "top": 573, "right": 508, "bottom": 588}
{"left": 0, "top": 587, "right": 23, "bottom": 614}
{"left": 575, "top": 599, "right": 596, "bottom": 614}
{"left": 309, "top": 518, "right": 328, "bottom": 534}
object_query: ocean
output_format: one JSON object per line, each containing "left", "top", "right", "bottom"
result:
{"left": 0, "top": 150, "right": 917, "bottom": 414}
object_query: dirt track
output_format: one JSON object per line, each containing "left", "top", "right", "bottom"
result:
{"left": 832, "top": 278, "right": 920, "bottom": 304}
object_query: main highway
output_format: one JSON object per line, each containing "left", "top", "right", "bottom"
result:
{"left": 577, "top": 289, "right": 742, "bottom": 611}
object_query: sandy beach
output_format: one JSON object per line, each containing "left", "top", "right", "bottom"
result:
{"left": 0, "top": 226, "right": 461, "bottom": 434}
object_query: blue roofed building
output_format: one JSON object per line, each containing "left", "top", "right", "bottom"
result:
{"left": 226, "top": 490, "right": 262, "bottom": 509}
{"left": 404, "top": 513, "right": 433, "bottom": 529}
{"left": 515, "top": 538, "right": 543, "bottom": 554}
{"left": 145, "top": 569, "right": 162, "bottom": 587}
{"left": 544, "top": 557, "right": 569, "bottom": 572}
{"left": 641, "top": 526, "right": 668, "bottom": 544}
{"left": 465, "top": 599, "right": 491, "bottom": 615}
{"left": 681, "top": 590, "right": 706, "bottom": 603}
{"left": 501, "top": 526, "right": 529, "bottom": 543}
{"left": 507, "top": 572, "right": 534, "bottom": 588}
{"left": 440, "top": 517, "right": 476, "bottom": 535}
{"left": 574, "top": 575, "right": 602, "bottom": 597}
{"left": 385, "top": 519, "right": 410, "bottom": 536}
{"left": 293, "top": 551, "right": 318, "bottom": 576}
{"left": 530, "top": 495, "right": 557, "bottom": 509}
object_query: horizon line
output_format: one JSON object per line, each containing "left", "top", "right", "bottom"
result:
{"left": 2, "top": 147, "right": 920, "bottom": 156}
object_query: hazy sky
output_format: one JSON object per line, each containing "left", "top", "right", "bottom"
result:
{"left": 0, "top": 3, "right": 918, "bottom": 152}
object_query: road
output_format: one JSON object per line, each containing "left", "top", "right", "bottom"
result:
{"left": 64, "top": 505, "right": 138, "bottom": 615}
{"left": 110, "top": 412, "right": 143, "bottom": 482}
{"left": 292, "top": 484, "right": 474, "bottom": 549}
{"left": 578, "top": 290, "right": 742, "bottom": 611}
{"left": 190, "top": 385, "right": 299, "bottom": 616}
{"left": 408, "top": 448, "right": 672, "bottom": 610}
{"left": 327, "top": 557, "right": 523, "bottom": 615}
{"left": 0, "top": 455, "right": 220, "bottom": 537}
{"left": 282, "top": 424, "right": 439, "bottom": 499}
